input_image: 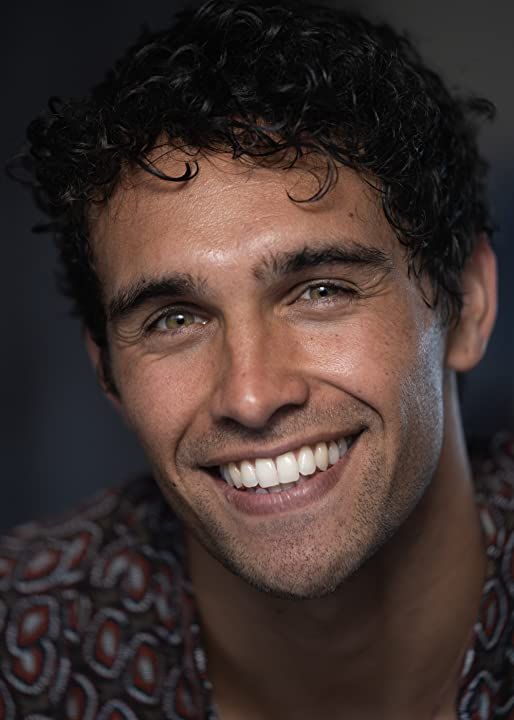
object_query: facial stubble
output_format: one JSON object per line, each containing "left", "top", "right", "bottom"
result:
{"left": 156, "top": 435, "right": 436, "bottom": 601}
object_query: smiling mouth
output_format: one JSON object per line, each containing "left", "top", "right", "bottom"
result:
{"left": 210, "top": 433, "right": 361, "bottom": 494}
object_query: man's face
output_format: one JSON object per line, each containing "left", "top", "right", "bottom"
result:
{"left": 92, "top": 154, "right": 447, "bottom": 599}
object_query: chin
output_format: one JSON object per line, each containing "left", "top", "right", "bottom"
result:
{"left": 241, "top": 572, "right": 348, "bottom": 601}
{"left": 206, "top": 530, "right": 382, "bottom": 600}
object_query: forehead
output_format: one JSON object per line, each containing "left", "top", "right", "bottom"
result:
{"left": 91, "top": 151, "right": 397, "bottom": 293}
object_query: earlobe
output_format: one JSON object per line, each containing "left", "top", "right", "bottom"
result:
{"left": 445, "top": 234, "right": 497, "bottom": 372}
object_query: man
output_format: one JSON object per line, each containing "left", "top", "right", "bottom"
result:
{"left": 1, "top": 0, "right": 512, "bottom": 718}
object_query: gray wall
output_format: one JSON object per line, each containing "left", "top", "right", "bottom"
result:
{"left": 1, "top": 0, "right": 512, "bottom": 531}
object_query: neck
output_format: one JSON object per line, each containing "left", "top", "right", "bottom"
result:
{"left": 187, "top": 386, "right": 486, "bottom": 720}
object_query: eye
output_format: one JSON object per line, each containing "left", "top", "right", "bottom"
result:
{"left": 150, "top": 309, "right": 208, "bottom": 333}
{"left": 298, "top": 282, "right": 353, "bottom": 302}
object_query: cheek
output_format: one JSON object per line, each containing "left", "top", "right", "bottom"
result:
{"left": 113, "top": 351, "right": 213, "bottom": 457}
{"left": 298, "top": 311, "right": 422, "bottom": 399}
{"left": 298, "top": 305, "right": 445, "bottom": 439}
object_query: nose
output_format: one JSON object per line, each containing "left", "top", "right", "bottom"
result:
{"left": 210, "top": 321, "right": 310, "bottom": 429}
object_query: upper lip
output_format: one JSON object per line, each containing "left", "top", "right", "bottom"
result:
{"left": 201, "top": 428, "right": 364, "bottom": 468}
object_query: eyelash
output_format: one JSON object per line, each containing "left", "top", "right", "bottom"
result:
{"left": 145, "top": 308, "right": 208, "bottom": 335}
{"left": 144, "top": 281, "right": 358, "bottom": 336}
{"left": 297, "top": 281, "right": 359, "bottom": 304}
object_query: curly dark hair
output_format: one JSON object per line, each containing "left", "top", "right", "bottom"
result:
{"left": 12, "top": 0, "right": 494, "bottom": 356}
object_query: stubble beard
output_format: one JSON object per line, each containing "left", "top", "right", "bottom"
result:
{"left": 155, "top": 441, "right": 434, "bottom": 601}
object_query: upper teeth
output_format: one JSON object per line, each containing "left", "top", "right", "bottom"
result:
{"left": 220, "top": 436, "right": 353, "bottom": 490}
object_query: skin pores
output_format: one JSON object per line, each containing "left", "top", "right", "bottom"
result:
{"left": 91, "top": 154, "right": 447, "bottom": 599}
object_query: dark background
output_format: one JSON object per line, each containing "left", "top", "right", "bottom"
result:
{"left": 1, "top": 0, "right": 512, "bottom": 532}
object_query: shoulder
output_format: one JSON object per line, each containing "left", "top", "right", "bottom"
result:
{"left": 469, "top": 431, "right": 514, "bottom": 555}
{"left": 0, "top": 476, "right": 196, "bottom": 717}
{"left": 459, "top": 432, "right": 514, "bottom": 718}
{"left": 0, "top": 474, "right": 185, "bottom": 599}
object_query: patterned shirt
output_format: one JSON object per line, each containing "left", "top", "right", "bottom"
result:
{"left": 0, "top": 434, "right": 512, "bottom": 719}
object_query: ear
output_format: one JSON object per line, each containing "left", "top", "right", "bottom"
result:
{"left": 445, "top": 233, "right": 497, "bottom": 372}
{"left": 84, "top": 329, "right": 124, "bottom": 416}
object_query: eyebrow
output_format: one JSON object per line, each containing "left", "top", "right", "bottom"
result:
{"left": 107, "top": 238, "right": 393, "bottom": 324}
{"left": 107, "top": 274, "right": 210, "bottom": 323}
{"left": 252, "top": 239, "right": 394, "bottom": 282}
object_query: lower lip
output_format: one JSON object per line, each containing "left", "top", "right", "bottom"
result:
{"left": 213, "top": 434, "right": 362, "bottom": 516}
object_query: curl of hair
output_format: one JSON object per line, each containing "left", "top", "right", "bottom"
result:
{"left": 10, "top": 0, "right": 495, "bottom": 349}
